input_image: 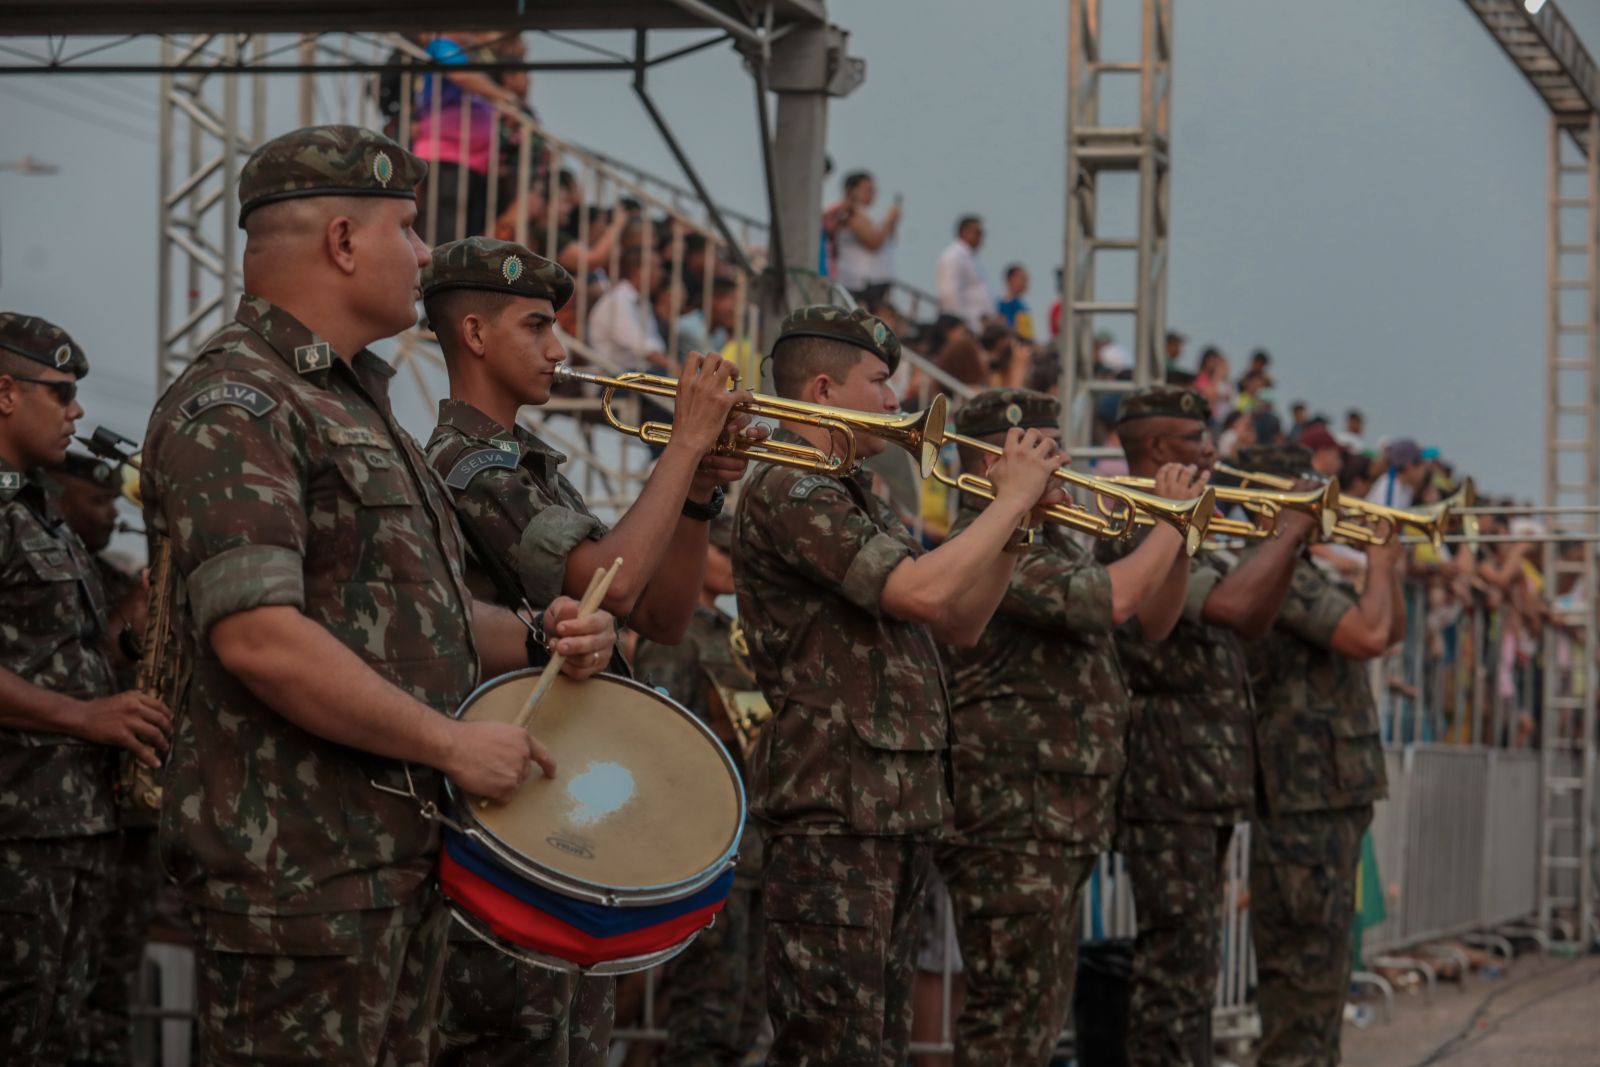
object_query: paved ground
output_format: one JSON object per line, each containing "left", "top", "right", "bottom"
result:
{"left": 1336, "top": 951, "right": 1600, "bottom": 1067}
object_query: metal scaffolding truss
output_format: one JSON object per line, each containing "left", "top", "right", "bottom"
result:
{"left": 156, "top": 35, "right": 265, "bottom": 392}
{"left": 1059, "top": 0, "right": 1172, "bottom": 458}
{"left": 1465, "top": 0, "right": 1600, "bottom": 945}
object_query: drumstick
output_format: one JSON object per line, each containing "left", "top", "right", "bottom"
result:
{"left": 510, "top": 556, "right": 622, "bottom": 732}
{"left": 477, "top": 558, "right": 622, "bottom": 810}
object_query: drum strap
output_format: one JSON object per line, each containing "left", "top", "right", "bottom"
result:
{"left": 368, "top": 760, "right": 464, "bottom": 832}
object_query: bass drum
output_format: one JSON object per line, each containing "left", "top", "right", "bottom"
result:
{"left": 441, "top": 669, "right": 745, "bottom": 974}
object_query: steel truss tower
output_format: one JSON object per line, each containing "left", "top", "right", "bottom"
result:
{"left": 1060, "top": 0, "right": 1172, "bottom": 457}
{"left": 1465, "top": 0, "right": 1599, "bottom": 944}
{"left": 156, "top": 35, "right": 264, "bottom": 391}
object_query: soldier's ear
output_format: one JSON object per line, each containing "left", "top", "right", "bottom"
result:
{"left": 0, "top": 376, "right": 16, "bottom": 416}
{"left": 325, "top": 214, "right": 360, "bottom": 276}
{"left": 461, "top": 313, "right": 490, "bottom": 359}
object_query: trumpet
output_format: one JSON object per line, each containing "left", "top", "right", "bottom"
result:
{"left": 1215, "top": 462, "right": 1451, "bottom": 548}
{"left": 552, "top": 365, "right": 948, "bottom": 477}
{"left": 940, "top": 431, "right": 1218, "bottom": 555}
{"left": 1104, "top": 475, "right": 1341, "bottom": 541}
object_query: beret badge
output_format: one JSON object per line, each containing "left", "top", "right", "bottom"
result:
{"left": 502, "top": 255, "right": 524, "bottom": 283}
{"left": 1005, "top": 403, "right": 1023, "bottom": 426}
{"left": 372, "top": 151, "right": 394, "bottom": 187}
{"left": 53, "top": 344, "right": 71, "bottom": 368}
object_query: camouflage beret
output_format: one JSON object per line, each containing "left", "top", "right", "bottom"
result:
{"left": 1116, "top": 384, "right": 1210, "bottom": 426}
{"left": 238, "top": 124, "right": 427, "bottom": 226}
{"left": 1235, "top": 443, "right": 1313, "bottom": 479}
{"left": 708, "top": 512, "right": 734, "bottom": 554}
{"left": 775, "top": 305, "right": 902, "bottom": 375}
{"left": 56, "top": 450, "right": 118, "bottom": 489}
{"left": 0, "top": 312, "right": 89, "bottom": 379}
{"left": 954, "top": 388, "right": 1059, "bottom": 438}
{"left": 422, "top": 237, "right": 574, "bottom": 309}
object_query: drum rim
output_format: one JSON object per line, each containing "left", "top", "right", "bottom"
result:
{"left": 446, "top": 901, "right": 699, "bottom": 976}
{"left": 447, "top": 667, "right": 747, "bottom": 907}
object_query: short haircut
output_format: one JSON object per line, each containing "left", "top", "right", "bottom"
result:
{"left": 957, "top": 214, "right": 982, "bottom": 234}
{"left": 620, "top": 245, "right": 647, "bottom": 278}
{"left": 771, "top": 334, "right": 868, "bottom": 400}
{"left": 710, "top": 276, "right": 738, "bottom": 297}
{"left": 1004, "top": 263, "right": 1026, "bottom": 281}
{"left": 424, "top": 287, "right": 518, "bottom": 362}
{"left": 843, "top": 170, "right": 872, "bottom": 192}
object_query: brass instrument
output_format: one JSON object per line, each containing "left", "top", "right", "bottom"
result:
{"left": 1215, "top": 461, "right": 1451, "bottom": 548}
{"left": 708, "top": 619, "right": 772, "bottom": 761}
{"left": 551, "top": 365, "right": 948, "bottom": 478}
{"left": 79, "top": 429, "right": 185, "bottom": 814}
{"left": 939, "top": 431, "right": 1218, "bottom": 555}
{"left": 1104, "top": 475, "right": 1340, "bottom": 541}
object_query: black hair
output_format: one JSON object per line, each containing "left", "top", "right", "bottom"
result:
{"left": 843, "top": 170, "right": 873, "bottom": 192}
{"left": 1004, "top": 263, "right": 1026, "bottom": 281}
{"left": 771, "top": 334, "right": 869, "bottom": 400}
{"left": 956, "top": 214, "right": 982, "bottom": 234}
{"left": 423, "top": 288, "right": 519, "bottom": 363}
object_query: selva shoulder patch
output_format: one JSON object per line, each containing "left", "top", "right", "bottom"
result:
{"left": 179, "top": 382, "right": 277, "bottom": 421}
{"left": 788, "top": 473, "right": 834, "bottom": 500}
{"left": 445, "top": 446, "right": 520, "bottom": 489}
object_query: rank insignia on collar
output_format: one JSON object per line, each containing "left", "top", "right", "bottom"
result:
{"left": 0, "top": 472, "right": 19, "bottom": 491}
{"left": 294, "top": 343, "right": 332, "bottom": 374}
{"left": 495, "top": 439, "right": 520, "bottom": 456}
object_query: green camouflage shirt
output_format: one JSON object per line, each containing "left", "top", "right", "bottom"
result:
{"left": 942, "top": 500, "right": 1127, "bottom": 856}
{"left": 732, "top": 431, "right": 950, "bottom": 838}
{"left": 1244, "top": 555, "right": 1388, "bottom": 815}
{"left": 143, "top": 295, "right": 480, "bottom": 927}
{"left": 1097, "top": 534, "right": 1254, "bottom": 826}
{"left": 634, "top": 604, "right": 736, "bottom": 725}
{"left": 0, "top": 458, "right": 117, "bottom": 840}
{"left": 424, "top": 399, "right": 609, "bottom": 609}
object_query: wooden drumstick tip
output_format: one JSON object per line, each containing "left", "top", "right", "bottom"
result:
{"left": 479, "top": 559, "right": 624, "bottom": 810}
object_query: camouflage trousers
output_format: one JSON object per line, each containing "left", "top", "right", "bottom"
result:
{"left": 762, "top": 833, "right": 933, "bottom": 1067}
{"left": 437, "top": 935, "right": 615, "bottom": 1066}
{"left": 937, "top": 840, "right": 1096, "bottom": 1067}
{"left": 0, "top": 832, "right": 116, "bottom": 1066}
{"left": 70, "top": 825, "right": 162, "bottom": 1064}
{"left": 1123, "top": 820, "right": 1236, "bottom": 1067}
{"left": 192, "top": 899, "right": 449, "bottom": 1066}
{"left": 1249, "top": 806, "right": 1373, "bottom": 1067}
{"left": 662, "top": 872, "right": 765, "bottom": 1066}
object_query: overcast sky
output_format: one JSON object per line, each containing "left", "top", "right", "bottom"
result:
{"left": 1, "top": 0, "right": 1595, "bottom": 500}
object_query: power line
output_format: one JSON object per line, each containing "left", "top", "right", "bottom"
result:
{"left": 0, "top": 81, "right": 153, "bottom": 143}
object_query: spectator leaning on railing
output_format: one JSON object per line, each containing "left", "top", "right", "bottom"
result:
{"left": 414, "top": 32, "right": 519, "bottom": 243}
{"left": 826, "top": 170, "right": 901, "bottom": 306}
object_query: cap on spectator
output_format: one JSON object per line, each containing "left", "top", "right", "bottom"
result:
{"left": 1115, "top": 384, "right": 1210, "bottom": 426}
{"left": 422, "top": 236, "right": 574, "bottom": 309}
{"left": 1387, "top": 438, "right": 1423, "bottom": 468}
{"left": 238, "top": 124, "right": 428, "bottom": 226}
{"left": 1298, "top": 425, "right": 1343, "bottom": 454}
{"left": 776, "top": 305, "right": 902, "bottom": 375}
{"left": 1421, "top": 446, "right": 1441, "bottom": 461}
{"left": 955, "top": 388, "right": 1059, "bottom": 438}
{"left": 0, "top": 312, "right": 88, "bottom": 379}
{"left": 1236, "top": 443, "right": 1312, "bottom": 479}
{"left": 55, "top": 450, "right": 117, "bottom": 489}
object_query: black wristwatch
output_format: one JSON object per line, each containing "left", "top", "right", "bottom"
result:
{"left": 681, "top": 487, "right": 725, "bottom": 522}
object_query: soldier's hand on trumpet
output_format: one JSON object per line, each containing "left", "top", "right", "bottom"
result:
{"left": 1153, "top": 461, "right": 1209, "bottom": 503}
{"left": 693, "top": 408, "right": 770, "bottom": 496}
{"left": 985, "top": 427, "right": 1067, "bottom": 514}
{"left": 669, "top": 351, "right": 750, "bottom": 457}
{"left": 1274, "top": 477, "right": 1323, "bottom": 541}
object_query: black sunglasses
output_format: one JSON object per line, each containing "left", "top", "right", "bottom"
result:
{"left": 8, "top": 375, "right": 78, "bottom": 406}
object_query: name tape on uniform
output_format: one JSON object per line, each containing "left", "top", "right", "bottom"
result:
{"left": 179, "top": 382, "right": 277, "bottom": 421}
{"left": 326, "top": 426, "right": 392, "bottom": 450}
{"left": 445, "top": 447, "right": 520, "bottom": 489}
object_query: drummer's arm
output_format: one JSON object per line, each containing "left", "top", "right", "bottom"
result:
{"left": 210, "top": 606, "right": 556, "bottom": 799}
{"left": 470, "top": 597, "right": 617, "bottom": 678}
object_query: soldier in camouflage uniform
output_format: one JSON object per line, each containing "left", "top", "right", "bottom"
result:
{"left": 0, "top": 314, "right": 168, "bottom": 1065}
{"left": 936, "top": 388, "right": 1206, "bottom": 1066}
{"left": 634, "top": 514, "right": 767, "bottom": 1066}
{"left": 53, "top": 450, "right": 165, "bottom": 1066}
{"left": 1101, "top": 387, "right": 1319, "bottom": 1067}
{"left": 141, "top": 125, "right": 616, "bottom": 1066}
{"left": 420, "top": 236, "right": 751, "bottom": 1066}
{"left": 732, "top": 306, "right": 1061, "bottom": 1066}
{"left": 1238, "top": 443, "right": 1400, "bottom": 1067}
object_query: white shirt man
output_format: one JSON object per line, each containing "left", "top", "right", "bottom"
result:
{"left": 589, "top": 271, "right": 665, "bottom": 371}
{"left": 936, "top": 216, "right": 994, "bottom": 332}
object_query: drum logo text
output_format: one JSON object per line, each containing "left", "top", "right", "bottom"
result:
{"left": 547, "top": 834, "right": 595, "bottom": 860}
